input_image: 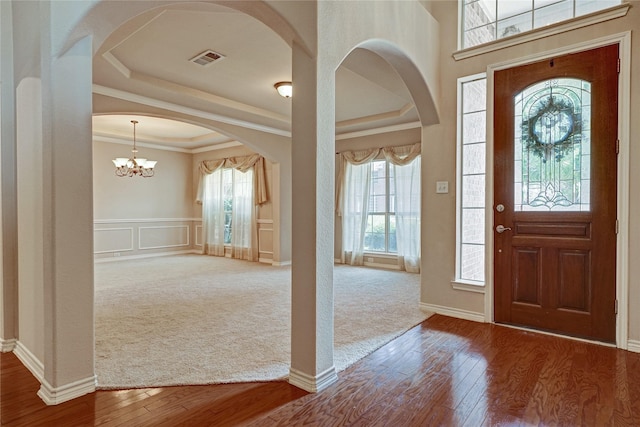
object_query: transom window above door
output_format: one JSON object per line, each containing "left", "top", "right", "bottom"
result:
{"left": 461, "top": 0, "right": 622, "bottom": 49}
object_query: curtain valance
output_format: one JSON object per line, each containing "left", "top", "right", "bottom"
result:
{"left": 336, "top": 142, "right": 420, "bottom": 216}
{"left": 196, "top": 154, "right": 267, "bottom": 205}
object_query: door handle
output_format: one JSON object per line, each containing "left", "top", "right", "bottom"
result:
{"left": 496, "top": 224, "right": 512, "bottom": 233}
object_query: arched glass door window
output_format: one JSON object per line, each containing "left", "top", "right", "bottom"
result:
{"left": 514, "top": 78, "right": 591, "bottom": 211}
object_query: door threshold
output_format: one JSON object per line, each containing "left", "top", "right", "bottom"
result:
{"left": 495, "top": 322, "right": 617, "bottom": 348}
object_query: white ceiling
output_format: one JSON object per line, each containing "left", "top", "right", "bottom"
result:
{"left": 92, "top": 3, "right": 419, "bottom": 151}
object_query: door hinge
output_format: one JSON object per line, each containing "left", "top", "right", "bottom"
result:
{"left": 618, "top": 58, "right": 621, "bottom": 73}
{"left": 616, "top": 139, "right": 620, "bottom": 154}
{"left": 615, "top": 299, "right": 618, "bottom": 315}
{"left": 616, "top": 219, "right": 619, "bottom": 234}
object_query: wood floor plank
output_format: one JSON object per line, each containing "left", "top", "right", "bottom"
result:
{"left": 4, "top": 314, "right": 640, "bottom": 426}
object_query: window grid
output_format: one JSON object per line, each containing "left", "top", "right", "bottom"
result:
{"left": 364, "top": 160, "right": 397, "bottom": 254}
{"left": 222, "top": 169, "right": 233, "bottom": 244}
{"left": 457, "top": 75, "right": 487, "bottom": 284}
{"left": 462, "top": 0, "right": 621, "bottom": 49}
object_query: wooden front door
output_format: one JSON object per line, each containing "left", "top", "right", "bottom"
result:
{"left": 494, "top": 44, "right": 619, "bottom": 343}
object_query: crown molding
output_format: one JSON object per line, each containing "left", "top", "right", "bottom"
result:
{"left": 93, "top": 84, "right": 291, "bottom": 138}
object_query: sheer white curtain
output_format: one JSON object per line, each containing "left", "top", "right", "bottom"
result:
{"left": 201, "top": 170, "right": 227, "bottom": 256}
{"left": 196, "top": 154, "right": 267, "bottom": 262}
{"left": 337, "top": 148, "right": 381, "bottom": 266}
{"left": 341, "top": 161, "right": 372, "bottom": 265}
{"left": 230, "top": 168, "right": 255, "bottom": 260}
{"left": 384, "top": 143, "right": 421, "bottom": 273}
{"left": 337, "top": 143, "right": 421, "bottom": 272}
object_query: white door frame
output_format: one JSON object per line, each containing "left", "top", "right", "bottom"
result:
{"left": 484, "top": 31, "right": 631, "bottom": 349}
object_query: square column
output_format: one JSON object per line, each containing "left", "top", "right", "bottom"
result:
{"left": 288, "top": 42, "right": 338, "bottom": 392}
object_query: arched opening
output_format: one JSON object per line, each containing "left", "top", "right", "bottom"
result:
{"left": 332, "top": 44, "right": 434, "bottom": 370}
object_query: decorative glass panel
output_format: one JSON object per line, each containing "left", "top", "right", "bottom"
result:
{"left": 514, "top": 78, "right": 591, "bottom": 211}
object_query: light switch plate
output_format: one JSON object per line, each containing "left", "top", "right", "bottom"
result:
{"left": 436, "top": 181, "right": 449, "bottom": 194}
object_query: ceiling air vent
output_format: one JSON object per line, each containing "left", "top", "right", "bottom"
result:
{"left": 190, "top": 50, "right": 225, "bottom": 67}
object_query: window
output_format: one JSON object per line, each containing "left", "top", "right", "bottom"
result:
{"left": 461, "top": 0, "right": 621, "bottom": 49}
{"left": 515, "top": 78, "right": 591, "bottom": 211}
{"left": 339, "top": 144, "right": 421, "bottom": 272}
{"left": 218, "top": 168, "right": 253, "bottom": 245}
{"left": 202, "top": 167, "right": 254, "bottom": 254}
{"left": 222, "top": 169, "right": 233, "bottom": 244}
{"left": 364, "top": 160, "right": 397, "bottom": 253}
{"left": 456, "top": 74, "right": 487, "bottom": 284}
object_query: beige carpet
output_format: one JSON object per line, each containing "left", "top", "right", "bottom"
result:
{"left": 94, "top": 254, "right": 430, "bottom": 389}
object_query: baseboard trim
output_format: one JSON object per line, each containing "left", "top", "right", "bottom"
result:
{"left": 420, "top": 303, "right": 485, "bottom": 323}
{"left": 1, "top": 338, "right": 17, "bottom": 352}
{"left": 38, "top": 375, "right": 97, "bottom": 406}
{"left": 94, "top": 249, "right": 200, "bottom": 263}
{"left": 272, "top": 260, "right": 292, "bottom": 267}
{"left": 627, "top": 340, "right": 640, "bottom": 353}
{"left": 289, "top": 366, "right": 338, "bottom": 393}
{"left": 14, "top": 341, "right": 45, "bottom": 381}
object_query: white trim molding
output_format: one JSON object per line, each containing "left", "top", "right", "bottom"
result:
{"left": 37, "top": 375, "right": 97, "bottom": 406}
{"left": 94, "top": 217, "right": 201, "bottom": 224}
{"left": 195, "top": 225, "right": 203, "bottom": 247}
{"left": 95, "top": 249, "right": 200, "bottom": 263}
{"left": 93, "top": 227, "right": 134, "bottom": 254}
{"left": 451, "top": 281, "right": 486, "bottom": 294}
{"left": 138, "top": 225, "right": 190, "bottom": 250}
{"left": 1, "top": 338, "right": 17, "bottom": 352}
{"left": 14, "top": 341, "right": 44, "bottom": 382}
{"left": 627, "top": 340, "right": 640, "bottom": 354}
{"left": 420, "top": 303, "right": 485, "bottom": 323}
{"left": 289, "top": 366, "right": 338, "bottom": 393}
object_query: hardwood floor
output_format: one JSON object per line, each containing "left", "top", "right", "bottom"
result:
{"left": 3, "top": 314, "right": 640, "bottom": 426}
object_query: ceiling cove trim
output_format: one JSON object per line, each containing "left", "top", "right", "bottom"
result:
{"left": 93, "top": 84, "right": 291, "bottom": 137}
{"left": 336, "top": 103, "right": 415, "bottom": 128}
{"left": 93, "top": 86, "right": 423, "bottom": 143}
{"left": 93, "top": 135, "right": 192, "bottom": 153}
{"left": 336, "top": 121, "right": 421, "bottom": 140}
{"left": 93, "top": 134, "right": 242, "bottom": 154}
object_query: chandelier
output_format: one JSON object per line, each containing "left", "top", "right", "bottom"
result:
{"left": 112, "top": 120, "right": 157, "bottom": 177}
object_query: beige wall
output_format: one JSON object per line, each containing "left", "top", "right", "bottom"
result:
{"left": 94, "top": 141, "right": 194, "bottom": 220}
{"left": 93, "top": 141, "right": 198, "bottom": 261}
{"left": 423, "top": 1, "right": 640, "bottom": 343}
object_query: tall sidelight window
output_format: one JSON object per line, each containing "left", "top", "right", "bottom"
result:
{"left": 461, "top": 0, "right": 621, "bottom": 49}
{"left": 457, "top": 75, "right": 487, "bottom": 284}
{"left": 515, "top": 78, "right": 591, "bottom": 211}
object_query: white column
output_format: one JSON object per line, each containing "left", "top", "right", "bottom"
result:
{"left": 38, "top": 34, "right": 95, "bottom": 405}
{"left": 289, "top": 41, "right": 337, "bottom": 392}
{"left": 0, "top": 0, "right": 18, "bottom": 352}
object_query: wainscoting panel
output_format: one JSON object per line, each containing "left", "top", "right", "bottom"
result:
{"left": 94, "top": 228, "right": 134, "bottom": 254}
{"left": 94, "top": 219, "right": 199, "bottom": 261}
{"left": 139, "top": 225, "right": 190, "bottom": 250}
{"left": 195, "top": 225, "right": 203, "bottom": 247}
{"left": 257, "top": 219, "right": 274, "bottom": 264}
